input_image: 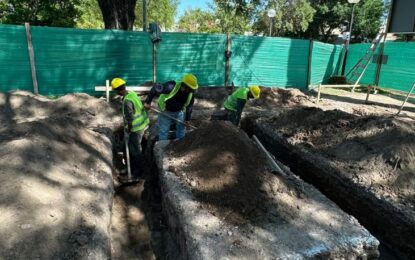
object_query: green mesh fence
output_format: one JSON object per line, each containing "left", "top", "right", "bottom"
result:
{"left": 0, "top": 25, "right": 32, "bottom": 92}
{"left": 156, "top": 32, "right": 226, "bottom": 86}
{"left": 345, "top": 41, "right": 415, "bottom": 92}
{"left": 379, "top": 42, "right": 415, "bottom": 92}
{"left": 310, "top": 42, "right": 343, "bottom": 85}
{"left": 230, "top": 36, "right": 310, "bottom": 88}
{"left": 31, "top": 26, "right": 153, "bottom": 95}
{"left": 6, "top": 24, "right": 414, "bottom": 96}
{"left": 345, "top": 43, "right": 377, "bottom": 86}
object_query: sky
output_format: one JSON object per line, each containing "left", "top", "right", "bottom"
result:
{"left": 176, "top": 0, "right": 211, "bottom": 19}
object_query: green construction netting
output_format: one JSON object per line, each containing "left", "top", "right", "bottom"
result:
{"left": 31, "top": 26, "right": 153, "bottom": 95}
{"left": 156, "top": 32, "right": 226, "bottom": 86}
{"left": 344, "top": 43, "right": 378, "bottom": 87}
{"left": 230, "top": 36, "right": 310, "bottom": 88}
{"left": 346, "top": 41, "right": 415, "bottom": 92}
{"left": 0, "top": 25, "right": 33, "bottom": 92}
{"left": 378, "top": 42, "right": 415, "bottom": 92}
{"left": 310, "top": 42, "right": 343, "bottom": 85}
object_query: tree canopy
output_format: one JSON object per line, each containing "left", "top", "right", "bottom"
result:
{"left": 134, "top": 0, "right": 179, "bottom": 31}
{"left": 0, "top": 0, "right": 80, "bottom": 27}
{"left": 75, "top": 0, "right": 104, "bottom": 29}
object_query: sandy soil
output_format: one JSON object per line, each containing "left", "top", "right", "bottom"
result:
{"left": 262, "top": 107, "right": 415, "bottom": 208}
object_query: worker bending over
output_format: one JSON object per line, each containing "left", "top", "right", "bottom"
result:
{"left": 224, "top": 85, "right": 261, "bottom": 126}
{"left": 112, "top": 78, "right": 150, "bottom": 180}
{"left": 144, "top": 74, "right": 198, "bottom": 140}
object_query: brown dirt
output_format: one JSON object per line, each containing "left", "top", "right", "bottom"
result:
{"left": 251, "top": 88, "right": 314, "bottom": 108}
{"left": 165, "top": 121, "right": 305, "bottom": 225}
{"left": 263, "top": 107, "right": 415, "bottom": 207}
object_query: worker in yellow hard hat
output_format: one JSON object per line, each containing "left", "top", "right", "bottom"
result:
{"left": 222, "top": 85, "right": 261, "bottom": 126}
{"left": 144, "top": 73, "right": 198, "bottom": 140}
{"left": 111, "top": 77, "right": 150, "bottom": 181}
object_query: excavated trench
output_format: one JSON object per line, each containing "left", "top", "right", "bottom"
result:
{"left": 151, "top": 121, "right": 380, "bottom": 259}
{"left": 241, "top": 116, "right": 411, "bottom": 260}
{"left": 109, "top": 128, "right": 181, "bottom": 259}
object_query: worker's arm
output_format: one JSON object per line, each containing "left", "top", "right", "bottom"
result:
{"left": 234, "top": 98, "right": 246, "bottom": 125}
{"left": 123, "top": 100, "right": 135, "bottom": 132}
{"left": 144, "top": 80, "right": 176, "bottom": 105}
{"left": 185, "top": 95, "right": 195, "bottom": 121}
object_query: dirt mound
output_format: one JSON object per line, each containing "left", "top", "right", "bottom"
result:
{"left": 0, "top": 91, "right": 122, "bottom": 129}
{"left": 0, "top": 116, "right": 114, "bottom": 259}
{"left": 252, "top": 88, "right": 313, "bottom": 108}
{"left": 165, "top": 121, "right": 281, "bottom": 224}
{"left": 264, "top": 107, "right": 415, "bottom": 206}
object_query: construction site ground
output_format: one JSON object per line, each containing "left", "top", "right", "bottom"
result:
{"left": 0, "top": 86, "right": 414, "bottom": 259}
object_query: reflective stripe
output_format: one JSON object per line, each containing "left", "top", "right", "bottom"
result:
{"left": 224, "top": 88, "right": 249, "bottom": 111}
{"left": 123, "top": 91, "right": 150, "bottom": 132}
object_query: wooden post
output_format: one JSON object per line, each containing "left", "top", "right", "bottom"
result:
{"left": 306, "top": 39, "right": 314, "bottom": 89}
{"left": 316, "top": 84, "right": 322, "bottom": 105}
{"left": 25, "top": 23, "right": 39, "bottom": 95}
{"left": 365, "top": 85, "right": 371, "bottom": 103}
{"left": 396, "top": 82, "right": 415, "bottom": 116}
{"left": 225, "top": 33, "right": 231, "bottom": 88}
{"left": 153, "top": 43, "right": 157, "bottom": 82}
{"left": 106, "top": 80, "right": 110, "bottom": 102}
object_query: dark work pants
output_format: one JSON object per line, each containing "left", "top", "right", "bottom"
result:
{"left": 225, "top": 109, "right": 239, "bottom": 126}
{"left": 125, "top": 128, "right": 146, "bottom": 177}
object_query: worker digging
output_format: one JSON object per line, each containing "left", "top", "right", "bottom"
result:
{"left": 144, "top": 74, "right": 198, "bottom": 140}
{"left": 112, "top": 77, "right": 150, "bottom": 183}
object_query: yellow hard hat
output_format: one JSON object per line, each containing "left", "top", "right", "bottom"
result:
{"left": 182, "top": 74, "right": 198, "bottom": 90}
{"left": 111, "top": 78, "right": 126, "bottom": 90}
{"left": 249, "top": 85, "right": 261, "bottom": 99}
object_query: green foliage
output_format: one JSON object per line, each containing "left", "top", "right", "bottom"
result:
{"left": 134, "top": 0, "right": 179, "bottom": 30}
{"left": 353, "top": 0, "right": 384, "bottom": 42}
{"left": 305, "top": 0, "right": 385, "bottom": 42}
{"left": 177, "top": 1, "right": 250, "bottom": 34}
{"left": 178, "top": 8, "right": 220, "bottom": 33}
{"left": 75, "top": 0, "right": 104, "bottom": 29}
{"left": 251, "top": 0, "right": 315, "bottom": 37}
{"left": 0, "top": 0, "right": 81, "bottom": 27}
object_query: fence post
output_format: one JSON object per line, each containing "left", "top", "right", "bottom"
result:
{"left": 225, "top": 33, "right": 231, "bottom": 88}
{"left": 24, "top": 22, "right": 39, "bottom": 95}
{"left": 153, "top": 42, "right": 157, "bottom": 82}
{"left": 306, "top": 39, "right": 314, "bottom": 89}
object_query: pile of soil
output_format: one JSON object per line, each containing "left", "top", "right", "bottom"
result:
{"left": 0, "top": 116, "right": 114, "bottom": 259}
{"left": 264, "top": 107, "right": 415, "bottom": 207}
{"left": 252, "top": 88, "right": 313, "bottom": 108}
{"left": 165, "top": 121, "right": 303, "bottom": 225}
{"left": 0, "top": 91, "right": 122, "bottom": 129}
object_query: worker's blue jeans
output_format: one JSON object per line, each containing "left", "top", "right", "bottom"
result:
{"left": 158, "top": 110, "right": 186, "bottom": 140}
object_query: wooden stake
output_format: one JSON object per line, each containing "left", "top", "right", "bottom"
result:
{"left": 106, "top": 80, "right": 110, "bottom": 102}
{"left": 25, "top": 23, "right": 39, "bottom": 95}
{"left": 396, "top": 82, "right": 415, "bottom": 116}
{"left": 316, "top": 84, "right": 322, "bottom": 105}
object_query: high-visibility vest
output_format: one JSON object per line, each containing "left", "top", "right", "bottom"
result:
{"left": 224, "top": 88, "right": 249, "bottom": 111}
{"left": 123, "top": 91, "right": 150, "bottom": 132}
{"left": 158, "top": 81, "right": 193, "bottom": 111}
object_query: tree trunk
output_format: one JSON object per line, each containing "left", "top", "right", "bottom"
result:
{"left": 97, "top": 0, "right": 137, "bottom": 30}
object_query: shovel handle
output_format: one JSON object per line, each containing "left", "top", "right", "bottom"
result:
{"left": 150, "top": 107, "right": 197, "bottom": 130}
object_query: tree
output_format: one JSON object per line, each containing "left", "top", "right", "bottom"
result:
{"left": 353, "top": 0, "right": 384, "bottom": 42}
{"left": 251, "top": 0, "right": 315, "bottom": 37}
{"left": 178, "top": 8, "right": 220, "bottom": 33}
{"left": 134, "top": 0, "right": 178, "bottom": 31}
{"left": 97, "top": 0, "right": 137, "bottom": 30}
{"left": 75, "top": 0, "right": 104, "bottom": 29}
{"left": 0, "top": 0, "right": 80, "bottom": 27}
{"left": 305, "top": 0, "right": 384, "bottom": 42}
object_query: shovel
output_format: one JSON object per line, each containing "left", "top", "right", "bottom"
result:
{"left": 119, "top": 128, "right": 140, "bottom": 185}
